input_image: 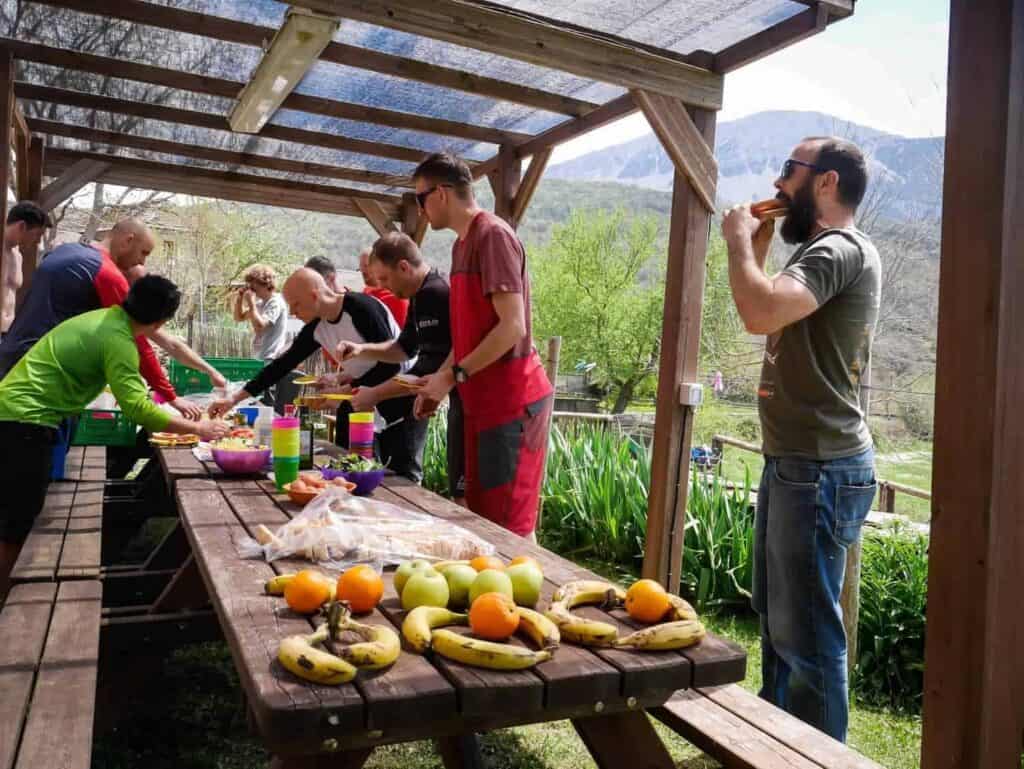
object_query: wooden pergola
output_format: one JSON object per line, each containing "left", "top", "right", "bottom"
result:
{"left": 0, "top": 0, "right": 1020, "bottom": 765}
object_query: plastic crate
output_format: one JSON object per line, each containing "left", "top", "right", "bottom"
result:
{"left": 169, "top": 357, "right": 265, "bottom": 395}
{"left": 72, "top": 409, "right": 138, "bottom": 447}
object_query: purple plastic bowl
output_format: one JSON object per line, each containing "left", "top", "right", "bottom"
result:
{"left": 316, "top": 465, "right": 385, "bottom": 495}
{"left": 212, "top": 447, "right": 272, "bottom": 475}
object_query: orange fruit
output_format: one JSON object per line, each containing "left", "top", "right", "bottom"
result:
{"left": 469, "top": 592, "right": 520, "bottom": 640}
{"left": 336, "top": 565, "right": 384, "bottom": 614}
{"left": 284, "top": 570, "right": 333, "bottom": 614}
{"left": 470, "top": 555, "right": 505, "bottom": 572}
{"left": 625, "top": 579, "right": 672, "bottom": 624}
{"left": 508, "top": 555, "right": 542, "bottom": 572}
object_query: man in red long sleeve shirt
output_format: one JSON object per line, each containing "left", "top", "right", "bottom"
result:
{"left": 0, "top": 218, "right": 221, "bottom": 417}
{"left": 359, "top": 246, "right": 409, "bottom": 328}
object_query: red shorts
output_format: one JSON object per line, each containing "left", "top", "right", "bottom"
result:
{"left": 463, "top": 396, "right": 552, "bottom": 537}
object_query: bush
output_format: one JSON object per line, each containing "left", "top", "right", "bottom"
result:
{"left": 540, "top": 423, "right": 651, "bottom": 566}
{"left": 852, "top": 529, "right": 929, "bottom": 712}
{"left": 422, "top": 409, "right": 450, "bottom": 497}
{"left": 680, "top": 470, "right": 756, "bottom": 611}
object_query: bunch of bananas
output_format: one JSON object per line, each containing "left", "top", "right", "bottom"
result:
{"left": 544, "top": 579, "right": 706, "bottom": 651}
{"left": 401, "top": 605, "right": 559, "bottom": 670}
{"left": 277, "top": 602, "right": 401, "bottom": 685}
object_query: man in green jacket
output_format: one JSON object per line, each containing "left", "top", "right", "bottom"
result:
{"left": 0, "top": 275, "right": 229, "bottom": 598}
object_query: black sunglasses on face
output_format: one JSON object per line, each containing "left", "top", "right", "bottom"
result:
{"left": 781, "top": 158, "right": 829, "bottom": 180}
{"left": 415, "top": 184, "right": 452, "bottom": 209}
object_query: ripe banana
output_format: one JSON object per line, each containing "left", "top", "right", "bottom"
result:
{"left": 552, "top": 580, "right": 627, "bottom": 608}
{"left": 615, "top": 619, "right": 707, "bottom": 651}
{"left": 402, "top": 606, "right": 469, "bottom": 654}
{"left": 278, "top": 625, "right": 357, "bottom": 685}
{"left": 332, "top": 620, "right": 401, "bottom": 670}
{"left": 544, "top": 602, "right": 618, "bottom": 647}
{"left": 515, "top": 607, "right": 560, "bottom": 650}
{"left": 265, "top": 573, "right": 296, "bottom": 595}
{"left": 431, "top": 559, "right": 470, "bottom": 573}
{"left": 665, "top": 594, "right": 698, "bottom": 621}
{"left": 430, "top": 628, "right": 552, "bottom": 670}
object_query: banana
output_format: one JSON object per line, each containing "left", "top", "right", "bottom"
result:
{"left": 265, "top": 573, "right": 296, "bottom": 595}
{"left": 552, "top": 580, "right": 627, "bottom": 608}
{"left": 515, "top": 607, "right": 560, "bottom": 650}
{"left": 430, "top": 628, "right": 552, "bottom": 670}
{"left": 329, "top": 606, "right": 401, "bottom": 670}
{"left": 615, "top": 619, "right": 706, "bottom": 651}
{"left": 277, "top": 625, "right": 357, "bottom": 685}
{"left": 402, "top": 606, "right": 469, "bottom": 654}
{"left": 665, "top": 594, "right": 698, "bottom": 621}
{"left": 544, "top": 602, "right": 618, "bottom": 647}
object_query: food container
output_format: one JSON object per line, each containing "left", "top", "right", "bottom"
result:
{"left": 211, "top": 446, "right": 272, "bottom": 475}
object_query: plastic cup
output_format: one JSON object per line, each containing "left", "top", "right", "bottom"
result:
{"left": 273, "top": 457, "right": 300, "bottom": 490}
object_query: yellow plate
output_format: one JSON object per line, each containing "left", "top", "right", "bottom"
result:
{"left": 293, "top": 375, "right": 318, "bottom": 385}
{"left": 319, "top": 393, "right": 354, "bottom": 401}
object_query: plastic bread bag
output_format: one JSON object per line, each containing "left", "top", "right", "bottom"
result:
{"left": 238, "top": 485, "right": 496, "bottom": 568}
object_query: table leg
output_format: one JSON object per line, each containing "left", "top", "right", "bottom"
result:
{"left": 436, "top": 733, "right": 485, "bottom": 769}
{"left": 572, "top": 711, "right": 675, "bottom": 769}
{"left": 268, "top": 748, "right": 373, "bottom": 769}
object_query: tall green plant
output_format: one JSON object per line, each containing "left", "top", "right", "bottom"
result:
{"left": 680, "top": 469, "right": 756, "bottom": 610}
{"left": 422, "top": 409, "right": 450, "bottom": 497}
{"left": 853, "top": 528, "right": 928, "bottom": 712}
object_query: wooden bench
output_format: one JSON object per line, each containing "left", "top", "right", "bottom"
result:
{"left": 0, "top": 580, "right": 103, "bottom": 769}
{"left": 10, "top": 446, "right": 106, "bottom": 584}
{"left": 652, "top": 684, "right": 885, "bottom": 769}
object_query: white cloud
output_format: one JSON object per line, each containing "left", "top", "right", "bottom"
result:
{"left": 551, "top": 3, "right": 949, "bottom": 164}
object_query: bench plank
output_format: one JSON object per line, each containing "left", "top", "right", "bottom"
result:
{"left": 14, "top": 580, "right": 102, "bottom": 769}
{"left": 58, "top": 482, "right": 103, "bottom": 580}
{"left": 652, "top": 689, "right": 821, "bottom": 769}
{"left": 80, "top": 446, "right": 107, "bottom": 481}
{"left": 10, "top": 484, "right": 78, "bottom": 582}
{"left": 702, "top": 685, "right": 885, "bottom": 769}
{"left": 0, "top": 583, "right": 58, "bottom": 769}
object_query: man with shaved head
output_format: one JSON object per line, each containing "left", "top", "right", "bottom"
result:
{"left": 0, "top": 216, "right": 218, "bottom": 419}
{"left": 211, "top": 268, "right": 421, "bottom": 478}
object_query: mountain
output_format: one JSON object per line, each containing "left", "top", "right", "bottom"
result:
{"left": 547, "top": 111, "right": 944, "bottom": 219}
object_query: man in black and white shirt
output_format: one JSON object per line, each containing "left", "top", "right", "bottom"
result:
{"left": 336, "top": 233, "right": 463, "bottom": 498}
{"left": 210, "top": 267, "right": 420, "bottom": 478}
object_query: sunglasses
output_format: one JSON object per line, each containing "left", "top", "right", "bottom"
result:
{"left": 415, "top": 184, "right": 452, "bottom": 209}
{"left": 781, "top": 158, "right": 829, "bottom": 180}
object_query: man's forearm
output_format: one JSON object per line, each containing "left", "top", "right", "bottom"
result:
{"left": 358, "top": 340, "right": 410, "bottom": 364}
{"left": 728, "top": 238, "right": 778, "bottom": 332}
{"left": 459, "top": 319, "right": 524, "bottom": 376}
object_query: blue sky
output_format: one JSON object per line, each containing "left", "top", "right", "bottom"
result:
{"left": 553, "top": 1, "right": 951, "bottom": 162}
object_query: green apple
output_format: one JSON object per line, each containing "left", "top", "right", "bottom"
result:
{"left": 443, "top": 564, "right": 479, "bottom": 610}
{"left": 401, "top": 569, "right": 451, "bottom": 611}
{"left": 468, "top": 569, "right": 514, "bottom": 606}
{"left": 505, "top": 563, "right": 544, "bottom": 607}
{"left": 394, "top": 559, "right": 435, "bottom": 597}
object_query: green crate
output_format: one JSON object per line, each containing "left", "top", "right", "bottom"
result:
{"left": 72, "top": 409, "right": 139, "bottom": 447}
{"left": 169, "top": 357, "right": 266, "bottom": 395}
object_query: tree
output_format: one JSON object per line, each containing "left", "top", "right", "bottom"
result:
{"left": 531, "top": 209, "right": 666, "bottom": 414}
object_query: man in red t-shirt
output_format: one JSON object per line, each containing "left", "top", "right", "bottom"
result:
{"left": 413, "top": 153, "right": 553, "bottom": 538}
{"left": 359, "top": 247, "right": 409, "bottom": 328}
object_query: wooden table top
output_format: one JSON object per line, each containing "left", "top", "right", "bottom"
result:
{"left": 161, "top": 450, "right": 746, "bottom": 756}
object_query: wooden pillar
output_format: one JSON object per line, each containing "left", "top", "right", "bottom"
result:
{"left": 921, "top": 1, "right": 1024, "bottom": 767}
{"left": 641, "top": 107, "right": 717, "bottom": 587}
{"left": 16, "top": 135, "right": 44, "bottom": 310}
{"left": 0, "top": 50, "right": 13, "bottom": 331}
{"left": 490, "top": 144, "right": 521, "bottom": 225}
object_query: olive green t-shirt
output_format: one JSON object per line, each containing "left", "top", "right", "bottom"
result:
{"left": 757, "top": 228, "right": 881, "bottom": 459}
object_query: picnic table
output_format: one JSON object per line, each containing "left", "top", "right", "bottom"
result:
{"left": 152, "top": 446, "right": 746, "bottom": 767}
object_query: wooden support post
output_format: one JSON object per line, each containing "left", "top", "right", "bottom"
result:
{"left": 510, "top": 148, "right": 552, "bottom": 228}
{"left": 921, "top": 1, "right": 1024, "bottom": 767}
{"left": 36, "top": 158, "right": 109, "bottom": 212}
{"left": 545, "top": 336, "right": 562, "bottom": 387}
{"left": 16, "top": 135, "right": 45, "bottom": 310}
{"left": 0, "top": 51, "right": 12, "bottom": 335}
{"left": 642, "top": 108, "right": 717, "bottom": 588}
{"left": 15, "top": 123, "right": 29, "bottom": 200}
{"left": 401, "top": 192, "right": 419, "bottom": 236}
{"left": 572, "top": 711, "right": 675, "bottom": 769}
{"left": 490, "top": 144, "right": 521, "bottom": 225}
{"left": 839, "top": 540, "right": 861, "bottom": 676}
{"left": 353, "top": 197, "right": 398, "bottom": 236}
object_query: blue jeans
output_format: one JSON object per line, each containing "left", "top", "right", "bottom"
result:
{"left": 752, "top": 448, "right": 877, "bottom": 742}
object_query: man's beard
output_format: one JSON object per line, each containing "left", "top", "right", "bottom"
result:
{"left": 780, "top": 180, "right": 818, "bottom": 245}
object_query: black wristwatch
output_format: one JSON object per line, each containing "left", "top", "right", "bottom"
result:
{"left": 452, "top": 365, "right": 470, "bottom": 384}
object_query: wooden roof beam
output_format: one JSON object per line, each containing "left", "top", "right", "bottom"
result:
{"left": 31, "top": 0, "right": 597, "bottom": 118}
{"left": 790, "top": 0, "right": 854, "bottom": 19}
{"left": 27, "top": 118, "right": 407, "bottom": 199}
{"left": 713, "top": 6, "right": 831, "bottom": 73}
{"left": 44, "top": 148, "right": 395, "bottom": 218}
{"left": 294, "top": 0, "right": 724, "bottom": 109}
{"left": 15, "top": 82, "right": 427, "bottom": 170}
{"left": 510, "top": 148, "right": 552, "bottom": 228}
{"left": 2, "top": 38, "right": 530, "bottom": 145}
{"left": 353, "top": 198, "right": 398, "bottom": 236}
{"left": 37, "top": 157, "right": 110, "bottom": 211}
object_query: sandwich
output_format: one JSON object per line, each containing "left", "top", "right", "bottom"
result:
{"left": 750, "top": 198, "right": 789, "bottom": 221}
